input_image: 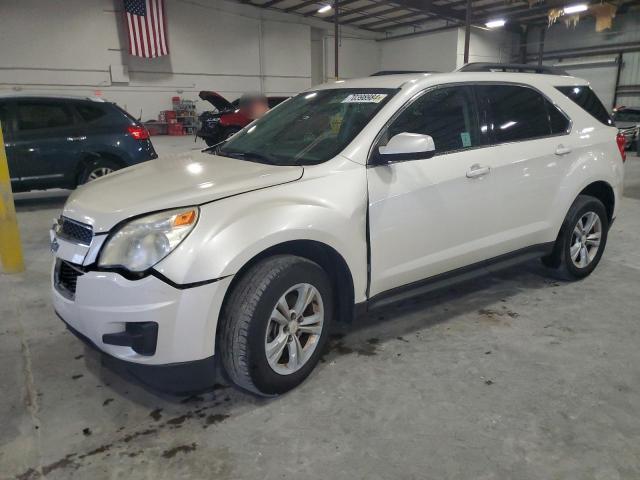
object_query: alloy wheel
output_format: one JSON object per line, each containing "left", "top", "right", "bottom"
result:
{"left": 570, "top": 211, "right": 602, "bottom": 268}
{"left": 87, "top": 167, "right": 114, "bottom": 181}
{"left": 264, "top": 283, "right": 324, "bottom": 375}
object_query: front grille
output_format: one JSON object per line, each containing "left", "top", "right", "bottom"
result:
{"left": 59, "top": 217, "right": 93, "bottom": 245}
{"left": 55, "top": 260, "right": 84, "bottom": 299}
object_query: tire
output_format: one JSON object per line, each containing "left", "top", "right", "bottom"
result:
{"left": 203, "top": 137, "right": 218, "bottom": 147}
{"left": 78, "top": 158, "right": 121, "bottom": 185}
{"left": 542, "top": 194, "right": 609, "bottom": 280}
{"left": 218, "top": 255, "right": 333, "bottom": 396}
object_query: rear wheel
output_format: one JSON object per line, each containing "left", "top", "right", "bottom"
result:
{"left": 78, "top": 158, "right": 121, "bottom": 185}
{"left": 218, "top": 255, "right": 332, "bottom": 396}
{"left": 542, "top": 195, "right": 609, "bottom": 279}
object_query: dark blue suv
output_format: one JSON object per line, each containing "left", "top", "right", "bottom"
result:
{"left": 0, "top": 96, "right": 157, "bottom": 192}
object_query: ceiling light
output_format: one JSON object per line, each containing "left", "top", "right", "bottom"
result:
{"left": 563, "top": 4, "right": 588, "bottom": 14}
{"left": 317, "top": 4, "right": 332, "bottom": 13}
{"left": 485, "top": 19, "right": 506, "bottom": 28}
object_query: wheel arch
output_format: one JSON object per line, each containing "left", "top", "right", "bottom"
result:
{"left": 579, "top": 180, "right": 615, "bottom": 222}
{"left": 222, "top": 240, "right": 356, "bottom": 325}
{"left": 74, "top": 151, "right": 126, "bottom": 185}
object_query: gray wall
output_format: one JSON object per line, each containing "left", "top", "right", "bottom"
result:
{"left": 525, "top": 13, "right": 640, "bottom": 108}
{"left": 378, "top": 26, "right": 513, "bottom": 73}
{"left": 0, "top": 0, "right": 378, "bottom": 120}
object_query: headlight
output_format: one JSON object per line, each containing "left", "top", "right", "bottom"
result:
{"left": 98, "top": 207, "right": 199, "bottom": 272}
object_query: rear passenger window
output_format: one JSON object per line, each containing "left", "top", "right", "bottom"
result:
{"left": 556, "top": 86, "right": 613, "bottom": 126}
{"left": 479, "top": 85, "right": 561, "bottom": 143}
{"left": 384, "top": 86, "right": 479, "bottom": 155}
{"left": 76, "top": 104, "right": 106, "bottom": 122}
{"left": 17, "top": 103, "right": 74, "bottom": 131}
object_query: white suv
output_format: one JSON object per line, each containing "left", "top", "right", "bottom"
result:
{"left": 51, "top": 65, "right": 625, "bottom": 396}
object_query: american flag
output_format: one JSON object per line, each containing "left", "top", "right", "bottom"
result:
{"left": 124, "top": 0, "right": 169, "bottom": 58}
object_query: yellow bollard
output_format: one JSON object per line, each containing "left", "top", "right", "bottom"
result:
{"left": 0, "top": 121, "right": 25, "bottom": 273}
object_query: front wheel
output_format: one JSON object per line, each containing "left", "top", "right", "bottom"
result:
{"left": 218, "top": 255, "right": 333, "bottom": 396}
{"left": 542, "top": 194, "right": 609, "bottom": 279}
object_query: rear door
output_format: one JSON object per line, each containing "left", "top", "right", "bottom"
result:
{"left": 474, "top": 83, "right": 572, "bottom": 250}
{"left": 13, "top": 100, "right": 85, "bottom": 190}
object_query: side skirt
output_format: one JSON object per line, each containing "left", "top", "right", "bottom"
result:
{"left": 359, "top": 242, "right": 554, "bottom": 313}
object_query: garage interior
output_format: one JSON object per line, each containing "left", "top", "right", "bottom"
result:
{"left": 2, "top": 0, "right": 640, "bottom": 478}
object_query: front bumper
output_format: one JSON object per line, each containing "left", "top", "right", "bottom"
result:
{"left": 52, "top": 261, "right": 233, "bottom": 366}
{"left": 58, "top": 311, "right": 218, "bottom": 393}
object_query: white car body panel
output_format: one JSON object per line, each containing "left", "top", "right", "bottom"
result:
{"left": 51, "top": 70, "right": 624, "bottom": 367}
{"left": 63, "top": 151, "right": 302, "bottom": 233}
{"left": 155, "top": 155, "right": 369, "bottom": 300}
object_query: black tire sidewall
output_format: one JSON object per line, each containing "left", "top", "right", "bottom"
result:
{"left": 245, "top": 261, "right": 333, "bottom": 395}
{"left": 560, "top": 197, "right": 609, "bottom": 278}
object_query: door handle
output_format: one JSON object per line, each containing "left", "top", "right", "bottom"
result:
{"left": 466, "top": 164, "right": 491, "bottom": 178}
{"left": 555, "top": 144, "right": 572, "bottom": 156}
{"left": 66, "top": 136, "right": 86, "bottom": 142}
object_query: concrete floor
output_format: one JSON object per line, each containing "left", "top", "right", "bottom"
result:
{"left": 2, "top": 136, "right": 640, "bottom": 479}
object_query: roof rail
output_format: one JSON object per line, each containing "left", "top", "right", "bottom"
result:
{"left": 457, "top": 62, "right": 569, "bottom": 76}
{"left": 370, "top": 70, "right": 437, "bottom": 76}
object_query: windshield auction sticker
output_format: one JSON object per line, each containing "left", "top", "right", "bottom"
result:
{"left": 342, "top": 93, "right": 388, "bottom": 103}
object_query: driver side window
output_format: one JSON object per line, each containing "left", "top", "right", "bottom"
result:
{"left": 382, "top": 85, "right": 480, "bottom": 156}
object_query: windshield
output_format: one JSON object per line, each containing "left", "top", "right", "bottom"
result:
{"left": 216, "top": 88, "right": 397, "bottom": 166}
{"left": 614, "top": 110, "right": 640, "bottom": 123}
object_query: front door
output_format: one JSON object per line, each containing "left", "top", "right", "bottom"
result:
{"left": 13, "top": 101, "right": 85, "bottom": 190}
{"left": 368, "top": 85, "right": 501, "bottom": 297}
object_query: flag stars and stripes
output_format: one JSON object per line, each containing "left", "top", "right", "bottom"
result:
{"left": 124, "top": 0, "right": 169, "bottom": 58}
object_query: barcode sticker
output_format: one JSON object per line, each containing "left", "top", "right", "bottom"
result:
{"left": 342, "top": 93, "right": 388, "bottom": 104}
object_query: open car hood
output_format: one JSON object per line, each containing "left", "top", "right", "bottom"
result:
{"left": 199, "top": 91, "right": 234, "bottom": 111}
{"left": 63, "top": 151, "right": 303, "bottom": 233}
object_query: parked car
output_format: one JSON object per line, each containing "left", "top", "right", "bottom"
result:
{"left": 51, "top": 67, "right": 624, "bottom": 396}
{"left": 0, "top": 95, "right": 157, "bottom": 192}
{"left": 612, "top": 106, "right": 640, "bottom": 152}
{"left": 196, "top": 91, "right": 288, "bottom": 146}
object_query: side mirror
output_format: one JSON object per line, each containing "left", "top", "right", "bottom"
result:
{"left": 375, "top": 132, "right": 435, "bottom": 164}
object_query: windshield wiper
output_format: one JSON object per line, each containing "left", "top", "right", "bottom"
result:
{"left": 218, "top": 150, "right": 278, "bottom": 165}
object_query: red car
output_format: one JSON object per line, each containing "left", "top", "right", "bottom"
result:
{"left": 197, "top": 91, "right": 288, "bottom": 147}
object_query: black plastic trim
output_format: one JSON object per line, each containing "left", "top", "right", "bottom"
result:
{"left": 458, "top": 62, "right": 569, "bottom": 76}
{"left": 102, "top": 322, "right": 158, "bottom": 356}
{"left": 56, "top": 311, "right": 217, "bottom": 394}
{"left": 362, "top": 242, "right": 554, "bottom": 312}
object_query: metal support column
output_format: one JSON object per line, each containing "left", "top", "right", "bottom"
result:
{"left": 612, "top": 52, "right": 623, "bottom": 108}
{"left": 537, "top": 26, "right": 546, "bottom": 66}
{"left": 463, "top": 0, "right": 471, "bottom": 64}
{"left": 334, "top": 1, "right": 339, "bottom": 79}
{"left": 519, "top": 26, "right": 528, "bottom": 64}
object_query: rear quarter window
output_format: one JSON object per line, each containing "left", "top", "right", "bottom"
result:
{"left": 555, "top": 86, "right": 613, "bottom": 126}
{"left": 76, "top": 104, "right": 106, "bottom": 122}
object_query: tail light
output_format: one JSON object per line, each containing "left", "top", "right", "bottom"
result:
{"left": 616, "top": 132, "right": 626, "bottom": 162}
{"left": 127, "top": 125, "right": 150, "bottom": 140}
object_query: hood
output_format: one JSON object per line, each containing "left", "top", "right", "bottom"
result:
{"left": 63, "top": 151, "right": 303, "bottom": 233}
{"left": 199, "top": 91, "right": 234, "bottom": 111}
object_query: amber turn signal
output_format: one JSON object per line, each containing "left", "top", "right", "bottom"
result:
{"left": 173, "top": 210, "right": 197, "bottom": 227}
